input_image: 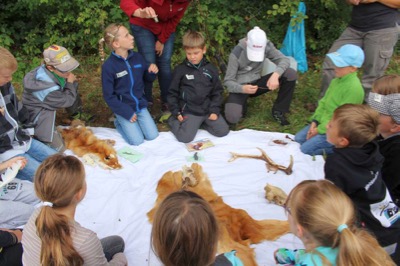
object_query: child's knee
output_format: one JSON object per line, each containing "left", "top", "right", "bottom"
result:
{"left": 224, "top": 103, "right": 242, "bottom": 124}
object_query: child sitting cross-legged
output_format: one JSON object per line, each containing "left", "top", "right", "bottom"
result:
{"left": 275, "top": 179, "right": 395, "bottom": 266}
{"left": 325, "top": 103, "right": 400, "bottom": 263}
{"left": 167, "top": 30, "right": 229, "bottom": 143}
{"left": 295, "top": 44, "right": 365, "bottom": 156}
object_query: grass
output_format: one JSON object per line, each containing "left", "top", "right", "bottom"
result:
{"left": 12, "top": 54, "right": 400, "bottom": 134}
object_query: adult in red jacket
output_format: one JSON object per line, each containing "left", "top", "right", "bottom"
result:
{"left": 120, "top": 0, "right": 191, "bottom": 113}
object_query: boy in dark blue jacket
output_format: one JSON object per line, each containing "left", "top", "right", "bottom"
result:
{"left": 167, "top": 30, "right": 229, "bottom": 143}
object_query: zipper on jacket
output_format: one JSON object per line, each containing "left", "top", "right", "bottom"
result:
{"left": 170, "top": 3, "right": 172, "bottom": 11}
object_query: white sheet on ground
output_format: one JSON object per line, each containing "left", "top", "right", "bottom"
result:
{"left": 71, "top": 128, "right": 325, "bottom": 265}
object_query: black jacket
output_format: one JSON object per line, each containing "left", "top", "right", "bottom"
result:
{"left": 167, "top": 58, "right": 223, "bottom": 117}
{"left": 325, "top": 141, "right": 400, "bottom": 246}
{"left": 378, "top": 134, "right": 400, "bottom": 204}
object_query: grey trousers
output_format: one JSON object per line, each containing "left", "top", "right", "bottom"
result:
{"left": 168, "top": 113, "right": 229, "bottom": 143}
{"left": 0, "top": 179, "right": 39, "bottom": 228}
{"left": 321, "top": 24, "right": 399, "bottom": 99}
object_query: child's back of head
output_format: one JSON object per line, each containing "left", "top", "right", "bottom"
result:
{"left": 368, "top": 74, "right": 400, "bottom": 126}
{"left": 34, "top": 154, "right": 86, "bottom": 265}
{"left": 286, "top": 179, "right": 395, "bottom": 266}
{"left": 333, "top": 104, "right": 379, "bottom": 147}
{"left": 151, "top": 190, "right": 218, "bottom": 266}
{"left": 182, "top": 30, "right": 206, "bottom": 50}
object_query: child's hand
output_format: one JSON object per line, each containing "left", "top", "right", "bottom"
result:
{"left": 208, "top": 113, "right": 218, "bottom": 121}
{"left": 1, "top": 228, "right": 23, "bottom": 242}
{"left": 148, "top": 64, "right": 159, "bottom": 74}
{"left": 306, "top": 122, "right": 318, "bottom": 140}
{"left": 177, "top": 114, "right": 184, "bottom": 122}
{"left": 66, "top": 73, "right": 77, "bottom": 83}
{"left": 130, "top": 113, "right": 137, "bottom": 122}
{"left": 242, "top": 84, "right": 258, "bottom": 94}
{"left": 0, "top": 156, "right": 27, "bottom": 171}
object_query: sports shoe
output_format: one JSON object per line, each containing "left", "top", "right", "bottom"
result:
{"left": 71, "top": 112, "right": 95, "bottom": 123}
{"left": 272, "top": 110, "right": 290, "bottom": 126}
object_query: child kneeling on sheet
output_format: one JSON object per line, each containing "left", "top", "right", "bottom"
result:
{"left": 367, "top": 74, "right": 400, "bottom": 205}
{"left": 100, "top": 23, "right": 159, "bottom": 146}
{"left": 275, "top": 180, "right": 395, "bottom": 265}
{"left": 295, "top": 44, "right": 365, "bottom": 156}
{"left": 167, "top": 30, "right": 229, "bottom": 143}
{"left": 325, "top": 103, "right": 400, "bottom": 263}
{"left": 152, "top": 190, "right": 243, "bottom": 266}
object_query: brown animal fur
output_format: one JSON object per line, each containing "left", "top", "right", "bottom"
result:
{"left": 58, "top": 120, "right": 121, "bottom": 169}
{"left": 148, "top": 163, "right": 289, "bottom": 266}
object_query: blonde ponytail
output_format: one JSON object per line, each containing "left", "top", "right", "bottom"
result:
{"left": 286, "top": 180, "right": 396, "bottom": 266}
{"left": 34, "top": 154, "right": 86, "bottom": 266}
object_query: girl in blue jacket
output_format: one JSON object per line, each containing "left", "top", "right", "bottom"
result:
{"left": 100, "top": 23, "right": 159, "bottom": 145}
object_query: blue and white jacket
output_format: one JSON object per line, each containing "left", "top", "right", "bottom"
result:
{"left": 101, "top": 50, "right": 156, "bottom": 121}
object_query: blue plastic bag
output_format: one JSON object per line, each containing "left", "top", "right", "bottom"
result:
{"left": 280, "top": 2, "right": 308, "bottom": 73}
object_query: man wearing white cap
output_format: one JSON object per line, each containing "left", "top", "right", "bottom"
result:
{"left": 22, "top": 45, "right": 93, "bottom": 151}
{"left": 224, "top": 26, "right": 297, "bottom": 126}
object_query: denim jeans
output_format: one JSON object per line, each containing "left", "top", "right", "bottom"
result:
{"left": 114, "top": 108, "right": 159, "bottom": 146}
{"left": 100, "top": 235, "right": 125, "bottom": 262}
{"left": 130, "top": 24, "right": 175, "bottom": 104}
{"left": 295, "top": 125, "right": 334, "bottom": 156}
{"left": 17, "top": 138, "right": 57, "bottom": 181}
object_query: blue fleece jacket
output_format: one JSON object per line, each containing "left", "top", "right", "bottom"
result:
{"left": 101, "top": 50, "right": 156, "bottom": 121}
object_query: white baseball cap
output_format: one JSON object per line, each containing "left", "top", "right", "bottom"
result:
{"left": 246, "top": 26, "right": 267, "bottom": 62}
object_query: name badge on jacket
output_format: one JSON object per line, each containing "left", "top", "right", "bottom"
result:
{"left": 116, "top": 70, "right": 128, "bottom": 78}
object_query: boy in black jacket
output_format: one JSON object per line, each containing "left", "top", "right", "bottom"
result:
{"left": 325, "top": 103, "right": 400, "bottom": 263}
{"left": 167, "top": 30, "right": 229, "bottom": 143}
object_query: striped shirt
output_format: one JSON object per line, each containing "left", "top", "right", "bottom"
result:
{"left": 22, "top": 208, "right": 127, "bottom": 266}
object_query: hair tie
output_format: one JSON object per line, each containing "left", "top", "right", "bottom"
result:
{"left": 42, "top": 201, "right": 53, "bottom": 207}
{"left": 106, "top": 32, "right": 115, "bottom": 38}
{"left": 337, "top": 224, "right": 348, "bottom": 233}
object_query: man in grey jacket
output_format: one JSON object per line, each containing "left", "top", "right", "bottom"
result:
{"left": 224, "top": 26, "right": 297, "bottom": 126}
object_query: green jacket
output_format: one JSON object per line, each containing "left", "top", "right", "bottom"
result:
{"left": 311, "top": 71, "right": 364, "bottom": 134}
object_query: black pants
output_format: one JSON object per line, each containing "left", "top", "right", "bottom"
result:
{"left": 224, "top": 69, "right": 296, "bottom": 124}
{"left": 0, "top": 243, "right": 22, "bottom": 266}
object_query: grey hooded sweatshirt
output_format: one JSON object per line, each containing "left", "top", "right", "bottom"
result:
{"left": 224, "top": 38, "right": 290, "bottom": 93}
{"left": 22, "top": 65, "right": 79, "bottom": 143}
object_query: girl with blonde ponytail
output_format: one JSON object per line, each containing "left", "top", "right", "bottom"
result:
{"left": 275, "top": 180, "right": 395, "bottom": 266}
{"left": 22, "top": 154, "right": 127, "bottom": 265}
{"left": 100, "top": 23, "right": 159, "bottom": 146}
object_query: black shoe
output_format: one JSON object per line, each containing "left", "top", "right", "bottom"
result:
{"left": 272, "top": 110, "right": 290, "bottom": 126}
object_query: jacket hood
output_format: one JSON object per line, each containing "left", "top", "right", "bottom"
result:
{"left": 334, "top": 141, "right": 383, "bottom": 172}
{"left": 23, "top": 65, "right": 59, "bottom": 93}
{"left": 238, "top": 38, "right": 247, "bottom": 49}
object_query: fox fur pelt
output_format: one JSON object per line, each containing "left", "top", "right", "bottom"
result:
{"left": 58, "top": 120, "right": 122, "bottom": 169}
{"left": 147, "top": 163, "right": 289, "bottom": 266}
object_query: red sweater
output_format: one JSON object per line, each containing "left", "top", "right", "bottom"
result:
{"left": 120, "top": 0, "right": 190, "bottom": 43}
